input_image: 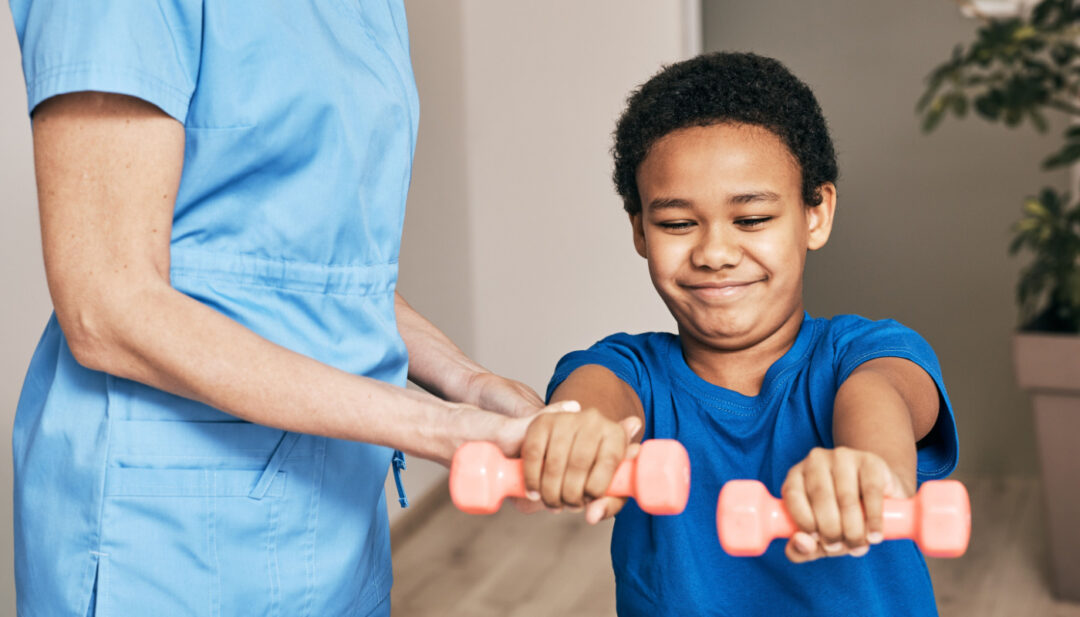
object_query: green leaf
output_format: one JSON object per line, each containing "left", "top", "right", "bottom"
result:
{"left": 1024, "top": 198, "right": 1051, "bottom": 218}
{"left": 1030, "top": 107, "right": 1049, "bottom": 131}
{"left": 948, "top": 92, "right": 969, "bottom": 118}
{"left": 974, "top": 93, "right": 1002, "bottom": 121}
{"left": 1042, "top": 143, "right": 1080, "bottom": 168}
{"left": 922, "top": 105, "right": 946, "bottom": 133}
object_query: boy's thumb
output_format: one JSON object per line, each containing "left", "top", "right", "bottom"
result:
{"left": 619, "top": 417, "right": 642, "bottom": 442}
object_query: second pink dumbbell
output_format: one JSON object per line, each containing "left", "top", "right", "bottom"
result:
{"left": 716, "top": 479, "right": 971, "bottom": 558}
{"left": 449, "top": 439, "right": 690, "bottom": 515}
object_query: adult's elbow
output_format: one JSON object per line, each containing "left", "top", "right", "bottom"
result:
{"left": 58, "top": 302, "right": 123, "bottom": 373}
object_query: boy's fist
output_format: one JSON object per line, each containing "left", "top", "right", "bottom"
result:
{"left": 520, "top": 408, "right": 642, "bottom": 512}
{"left": 780, "top": 447, "right": 907, "bottom": 563}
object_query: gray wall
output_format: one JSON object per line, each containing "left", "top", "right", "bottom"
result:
{"left": 703, "top": 0, "right": 1058, "bottom": 474}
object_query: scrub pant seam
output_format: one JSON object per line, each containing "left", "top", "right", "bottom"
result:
{"left": 267, "top": 497, "right": 281, "bottom": 617}
{"left": 208, "top": 472, "right": 221, "bottom": 617}
{"left": 87, "top": 375, "right": 117, "bottom": 616}
{"left": 301, "top": 438, "right": 326, "bottom": 617}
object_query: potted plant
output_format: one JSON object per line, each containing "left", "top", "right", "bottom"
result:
{"left": 918, "top": 0, "right": 1080, "bottom": 601}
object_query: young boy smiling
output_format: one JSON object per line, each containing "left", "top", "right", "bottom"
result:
{"left": 520, "top": 53, "right": 958, "bottom": 615}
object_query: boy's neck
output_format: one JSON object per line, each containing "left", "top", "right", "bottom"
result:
{"left": 678, "top": 307, "right": 805, "bottom": 397}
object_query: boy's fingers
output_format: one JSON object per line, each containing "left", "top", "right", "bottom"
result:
{"left": 586, "top": 496, "right": 627, "bottom": 525}
{"left": 509, "top": 496, "right": 547, "bottom": 514}
{"left": 860, "top": 458, "right": 887, "bottom": 544}
{"left": 584, "top": 425, "right": 626, "bottom": 501}
{"left": 540, "top": 419, "right": 576, "bottom": 508}
{"left": 780, "top": 468, "right": 816, "bottom": 534}
{"left": 803, "top": 459, "right": 843, "bottom": 552}
{"left": 882, "top": 467, "right": 906, "bottom": 499}
{"left": 563, "top": 427, "right": 602, "bottom": 507}
{"left": 831, "top": 450, "right": 866, "bottom": 550}
{"left": 785, "top": 531, "right": 823, "bottom": 563}
{"left": 520, "top": 416, "right": 552, "bottom": 500}
{"left": 619, "top": 416, "right": 643, "bottom": 443}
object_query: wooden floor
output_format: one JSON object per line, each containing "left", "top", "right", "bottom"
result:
{"left": 390, "top": 475, "right": 1080, "bottom": 616}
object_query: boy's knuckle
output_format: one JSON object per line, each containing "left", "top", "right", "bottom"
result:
{"left": 568, "top": 449, "right": 592, "bottom": 469}
{"left": 805, "top": 483, "right": 830, "bottom": 503}
{"left": 520, "top": 441, "right": 544, "bottom": 462}
{"left": 836, "top": 493, "right": 860, "bottom": 509}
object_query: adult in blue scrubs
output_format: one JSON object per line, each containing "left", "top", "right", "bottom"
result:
{"left": 8, "top": 2, "right": 562, "bottom": 616}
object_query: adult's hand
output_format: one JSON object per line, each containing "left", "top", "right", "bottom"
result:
{"left": 466, "top": 371, "right": 545, "bottom": 418}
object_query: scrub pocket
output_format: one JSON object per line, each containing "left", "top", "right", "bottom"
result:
{"left": 94, "top": 384, "right": 324, "bottom": 617}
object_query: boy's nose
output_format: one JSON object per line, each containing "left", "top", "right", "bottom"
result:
{"left": 691, "top": 225, "right": 741, "bottom": 270}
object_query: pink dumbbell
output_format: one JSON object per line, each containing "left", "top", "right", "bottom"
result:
{"left": 449, "top": 439, "right": 690, "bottom": 515}
{"left": 716, "top": 479, "right": 971, "bottom": 558}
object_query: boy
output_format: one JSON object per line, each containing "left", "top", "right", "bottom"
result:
{"left": 519, "top": 52, "right": 958, "bottom": 616}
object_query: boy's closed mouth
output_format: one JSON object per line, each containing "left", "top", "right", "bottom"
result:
{"left": 682, "top": 279, "right": 764, "bottom": 300}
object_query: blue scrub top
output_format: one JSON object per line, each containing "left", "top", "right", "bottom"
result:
{"left": 9, "top": 1, "right": 419, "bottom": 616}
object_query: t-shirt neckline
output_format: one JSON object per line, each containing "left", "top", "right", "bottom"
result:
{"left": 665, "top": 311, "right": 817, "bottom": 410}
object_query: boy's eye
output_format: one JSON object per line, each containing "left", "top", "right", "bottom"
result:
{"left": 736, "top": 217, "right": 772, "bottom": 228}
{"left": 657, "top": 220, "right": 695, "bottom": 231}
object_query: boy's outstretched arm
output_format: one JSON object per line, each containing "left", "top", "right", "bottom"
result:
{"left": 781, "top": 357, "right": 940, "bottom": 562}
{"left": 522, "top": 364, "right": 645, "bottom": 523}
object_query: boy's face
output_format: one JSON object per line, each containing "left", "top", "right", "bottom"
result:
{"left": 630, "top": 122, "right": 835, "bottom": 352}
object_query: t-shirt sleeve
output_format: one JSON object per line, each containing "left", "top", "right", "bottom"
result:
{"left": 545, "top": 333, "right": 650, "bottom": 406}
{"left": 10, "top": 0, "right": 203, "bottom": 122}
{"left": 830, "top": 316, "right": 959, "bottom": 482}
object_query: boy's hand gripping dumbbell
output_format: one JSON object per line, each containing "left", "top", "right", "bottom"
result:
{"left": 450, "top": 439, "right": 690, "bottom": 515}
{"left": 716, "top": 479, "right": 971, "bottom": 558}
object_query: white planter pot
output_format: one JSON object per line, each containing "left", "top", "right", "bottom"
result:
{"left": 1013, "top": 332, "right": 1080, "bottom": 601}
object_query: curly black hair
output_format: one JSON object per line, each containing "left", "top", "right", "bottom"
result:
{"left": 613, "top": 52, "right": 838, "bottom": 214}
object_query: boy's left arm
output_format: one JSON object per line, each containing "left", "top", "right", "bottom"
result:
{"left": 781, "top": 356, "right": 940, "bottom": 563}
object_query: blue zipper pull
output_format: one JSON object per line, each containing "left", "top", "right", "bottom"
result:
{"left": 391, "top": 450, "right": 409, "bottom": 508}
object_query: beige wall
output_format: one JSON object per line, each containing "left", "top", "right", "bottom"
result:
{"left": 703, "top": 0, "right": 1056, "bottom": 474}
{"left": 0, "top": 4, "right": 50, "bottom": 610}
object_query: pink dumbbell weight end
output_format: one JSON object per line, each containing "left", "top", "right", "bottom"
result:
{"left": 716, "top": 479, "right": 971, "bottom": 558}
{"left": 449, "top": 439, "right": 690, "bottom": 516}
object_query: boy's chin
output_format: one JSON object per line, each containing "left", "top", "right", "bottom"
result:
{"left": 678, "top": 319, "right": 763, "bottom": 352}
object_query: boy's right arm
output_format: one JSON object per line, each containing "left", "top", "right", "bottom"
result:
{"left": 521, "top": 364, "right": 645, "bottom": 523}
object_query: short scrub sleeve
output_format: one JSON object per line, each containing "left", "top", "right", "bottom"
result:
{"left": 10, "top": 0, "right": 203, "bottom": 122}
{"left": 545, "top": 333, "right": 652, "bottom": 407}
{"left": 829, "top": 315, "right": 959, "bottom": 481}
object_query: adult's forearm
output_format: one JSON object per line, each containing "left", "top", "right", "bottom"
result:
{"left": 395, "top": 292, "right": 489, "bottom": 403}
{"left": 70, "top": 281, "right": 492, "bottom": 465}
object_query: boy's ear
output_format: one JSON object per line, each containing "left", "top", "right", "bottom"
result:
{"left": 806, "top": 183, "right": 837, "bottom": 251}
{"left": 629, "top": 212, "right": 647, "bottom": 258}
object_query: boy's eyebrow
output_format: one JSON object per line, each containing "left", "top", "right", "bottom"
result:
{"left": 647, "top": 197, "right": 692, "bottom": 211}
{"left": 647, "top": 192, "right": 782, "bottom": 211}
{"left": 729, "top": 191, "right": 781, "bottom": 205}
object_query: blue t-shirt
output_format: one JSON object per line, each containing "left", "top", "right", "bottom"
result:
{"left": 545, "top": 313, "right": 958, "bottom": 617}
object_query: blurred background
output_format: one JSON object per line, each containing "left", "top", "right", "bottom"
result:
{"left": 1, "top": 1, "right": 1076, "bottom": 615}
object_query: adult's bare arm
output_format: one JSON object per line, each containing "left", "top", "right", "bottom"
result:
{"left": 33, "top": 92, "right": 529, "bottom": 466}
{"left": 395, "top": 293, "right": 544, "bottom": 418}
